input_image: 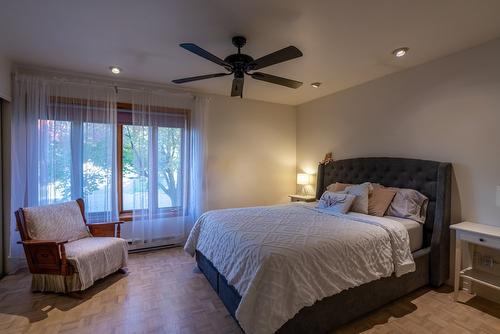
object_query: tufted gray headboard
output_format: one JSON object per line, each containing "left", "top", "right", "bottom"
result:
{"left": 316, "top": 157, "right": 451, "bottom": 286}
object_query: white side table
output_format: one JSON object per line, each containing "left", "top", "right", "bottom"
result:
{"left": 450, "top": 222, "right": 500, "bottom": 301}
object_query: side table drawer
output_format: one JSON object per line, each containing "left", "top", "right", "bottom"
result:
{"left": 459, "top": 231, "right": 500, "bottom": 250}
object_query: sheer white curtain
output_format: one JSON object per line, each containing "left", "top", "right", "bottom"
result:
{"left": 9, "top": 74, "right": 118, "bottom": 270}
{"left": 125, "top": 92, "right": 208, "bottom": 248}
{"left": 187, "top": 96, "right": 209, "bottom": 232}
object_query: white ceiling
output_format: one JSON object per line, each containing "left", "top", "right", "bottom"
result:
{"left": 2, "top": 0, "right": 500, "bottom": 105}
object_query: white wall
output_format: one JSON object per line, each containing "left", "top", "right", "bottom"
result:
{"left": 0, "top": 55, "right": 11, "bottom": 101}
{"left": 206, "top": 95, "right": 296, "bottom": 210}
{"left": 297, "top": 38, "right": 500, "bottom": 227}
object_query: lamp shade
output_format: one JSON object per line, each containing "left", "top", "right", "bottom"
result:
{"left": 297, "top": 173, "right": 310, "bottom": 185}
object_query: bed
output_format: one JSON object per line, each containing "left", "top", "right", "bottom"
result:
{"left": 186, "top": 157, "right": 451, "bottom": 334}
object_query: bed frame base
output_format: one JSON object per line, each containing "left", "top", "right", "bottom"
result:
{"left": 196, "top": 248, "right": 430, "bottom": 333}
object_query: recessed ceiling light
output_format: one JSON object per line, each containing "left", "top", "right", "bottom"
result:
{"left": 109, "top": 66, "right": 121, "bottom": 74}
{"left": 392, "top": 47, "right": 409, "bottom": 58}
{"left": 311, "top": 82, "right": 321, "bottom": 88}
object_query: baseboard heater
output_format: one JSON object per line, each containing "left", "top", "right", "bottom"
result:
{"left": 127, "top": 242, "right": 181, "bottom": 254}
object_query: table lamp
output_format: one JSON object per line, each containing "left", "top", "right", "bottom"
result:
{"left": 297, "top": 173, "right": 310, "bottom": 195}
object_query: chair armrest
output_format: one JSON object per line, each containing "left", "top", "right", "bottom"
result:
{"left": 20, "top": 239, "right": 68, "bottom": 245}
{"left": 87, "top": 221, "right": 124, "bottom": 238}
{"left": 20, "top": 239, "right": 72, "bottom": 275}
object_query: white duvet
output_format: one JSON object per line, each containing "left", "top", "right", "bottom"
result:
{"left": 184, "top": 203, "right": 415, "bottom": 334}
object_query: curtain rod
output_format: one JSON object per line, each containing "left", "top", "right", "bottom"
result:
{"left": 13, "top": 66, "right": 197, "bottom": 98}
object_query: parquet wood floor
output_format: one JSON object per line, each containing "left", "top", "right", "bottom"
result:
{"left": 0, "top": 247, "right": 499, "bottom": 334}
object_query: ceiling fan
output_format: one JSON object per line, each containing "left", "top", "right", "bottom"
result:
{"left": 172, "top": 36, "right": 303, "bottom": 98}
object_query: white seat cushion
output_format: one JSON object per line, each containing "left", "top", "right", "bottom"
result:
{"left": 23, "top": 201, "right": 91, "bottom": 241}
{"left": 65, "top": 237, "right": 128, "bottom": 290}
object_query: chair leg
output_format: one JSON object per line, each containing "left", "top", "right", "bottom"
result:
{"left": 64, "top": 275, "right": 69, "bottom": 294}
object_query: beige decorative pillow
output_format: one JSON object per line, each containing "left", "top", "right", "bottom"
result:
{"left": 344, "top": 182, "right": 371, "bottom": 214}
{"left": 23, "top": 201, "right": 91, "bottom": 241}
{"left": 368, "top": 187, "right": 397, "bottom": 217}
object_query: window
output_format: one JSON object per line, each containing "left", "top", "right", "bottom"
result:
{"left": 121, "top": 125, "right": 150, "bottom": 211}
{"left": 82, "top": 122, "right": 114, "bottom": 214}
{"left": 37, "top": 119, "right": 115, "bottom": 217}
{"left": 157, "top": 126, "right": 183, "bottom": 209}
{"left": 37, "top": 100, "right": 188, "bottom": 222}
{"left": 117, "top": 104, "right": 187, "bottom": 219}
{"left": 38, "top": 119, "right": 72, "bottom": 204}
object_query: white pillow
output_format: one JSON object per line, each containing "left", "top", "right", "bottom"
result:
{"left": 344, "top": 182, "right": 371, "bottom": 214}
{"left": 316, "top": 191, "right": 356, "bottom": 214}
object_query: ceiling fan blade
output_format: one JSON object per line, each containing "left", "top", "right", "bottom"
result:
{"left": 172, "top": 73, "right": 230, "bottom": 84}
{"left": 251, "top": 72, "right": 302, "bottom": 89}
{"left": 231, "top": 77, "right": 244, "bottom": 98}
{"left": 248, "top": 46, "right": 303, "bottom": 71}
{"left": 180, "top": 43, "right": 232, "bottom": 70}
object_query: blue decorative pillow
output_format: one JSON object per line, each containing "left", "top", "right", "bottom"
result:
{"left": 316, "top": 191, "right": 356, "bottom": 214}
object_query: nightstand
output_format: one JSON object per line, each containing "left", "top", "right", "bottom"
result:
{"left": 289, "top": 194, "right": 316, "bottom": 202}
{"left": 450, "top": 222, "right": 500, "bottom": 301}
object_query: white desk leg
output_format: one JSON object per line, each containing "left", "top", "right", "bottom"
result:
{"left": 454, "top": 237, "right": 462, "bottom": 301}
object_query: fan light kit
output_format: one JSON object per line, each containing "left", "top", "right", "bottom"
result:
{"left": 173, "top": 36, "right": 304, "bottom": 98}
{"left": 109, "top": 66, "right": 121, "bottom": 74}
{"left": 311, "top": 82, "right": 321, "bottom": 88}
{"left": 392, "top": 47, "right": 409, "bottom": 58}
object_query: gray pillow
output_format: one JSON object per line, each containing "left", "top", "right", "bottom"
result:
{"left": 344, "top": 182, "right": 371, "bottom": 214}
{"left": 317, "top": 191, "right": 356, "bottom": 214}
{"left": 386, "top": 188, "right": 429, "bottom": 223}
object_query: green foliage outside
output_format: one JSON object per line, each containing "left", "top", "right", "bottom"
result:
{"left": 122, "top": 125, "right": 182, "bottom": 208}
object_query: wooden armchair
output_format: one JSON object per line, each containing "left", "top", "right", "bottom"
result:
{"left": 15, "top": 198, "right": 128, "bottom": 292}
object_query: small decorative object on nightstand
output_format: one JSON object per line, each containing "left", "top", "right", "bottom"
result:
{"left": 319, "top": 152, "right": 333, "bottom": 165}
{"left": 289, "top": 194, "right": 316, "bottom": 202}
{"left": 451, "top": 222, "right": 500, "bottom": 301}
